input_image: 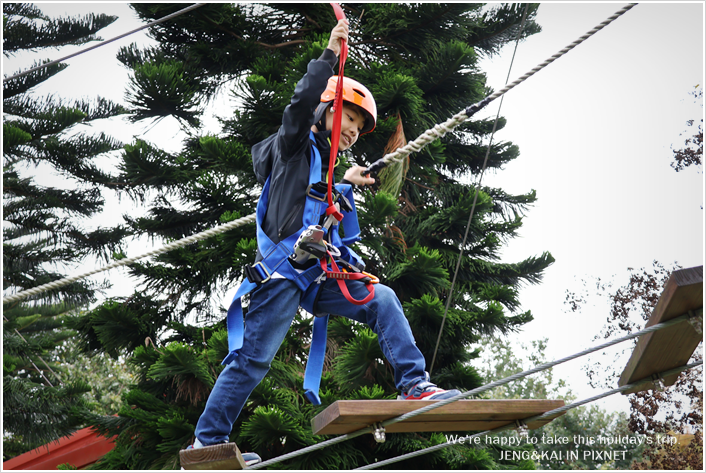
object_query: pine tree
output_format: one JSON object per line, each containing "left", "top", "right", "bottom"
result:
{"left": 2, "top": 3, "right": 130, "bottom": 459}
{"left": 73, "top": 3, "right": 555, "bottom": 469}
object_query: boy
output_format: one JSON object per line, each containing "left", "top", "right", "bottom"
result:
{"left": 188, "top": 19, "right": 460, "bottom": 466}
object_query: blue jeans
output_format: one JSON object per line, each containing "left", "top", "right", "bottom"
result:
{"left": 195, "top": 277, "right": 427, "bottom": 445}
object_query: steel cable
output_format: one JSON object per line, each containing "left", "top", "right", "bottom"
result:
{"left": 3, "top": 3, "right": 206, "bottom": 83}
{"left": 429, "top": 2, "right": 530, "bottom": 376}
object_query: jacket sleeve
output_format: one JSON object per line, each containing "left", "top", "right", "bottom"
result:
{"left": 279, "top": 48, "right": 338, "bottom": 161}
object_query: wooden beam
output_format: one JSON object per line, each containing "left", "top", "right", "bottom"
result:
{"left": 618, "top": 266, "right": 703, "bottom": 394}
{"left": 179, "top": 443, "right": 246, "bottom": 470}
{"left": 311, "top": 399, "right": 566, "bottom": 435}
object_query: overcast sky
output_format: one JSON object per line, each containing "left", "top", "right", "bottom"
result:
{"left": 4, "top": 2, "right": 704, "bottom": 416}
{"left": 478, "top": 2, "right": 703, "bottom": 413}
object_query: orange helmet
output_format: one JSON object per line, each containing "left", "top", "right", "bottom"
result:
{"left": 321, "top": 76, "right": 377, "bottom": 134}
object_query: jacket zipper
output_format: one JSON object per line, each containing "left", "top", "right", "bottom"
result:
{"left": 278, "top": 202, "right": 303, "bottom": 239}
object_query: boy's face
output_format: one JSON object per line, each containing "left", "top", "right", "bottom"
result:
{"left": 326, "top": 103, "right": 366, "bottom": 151}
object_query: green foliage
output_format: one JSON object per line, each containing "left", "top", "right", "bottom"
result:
{"left": 240, "top": 405, "right": 310, "bottom": 451}
{"left": 333, "top": 328, "right": 392, "bottom": 393}
{"left": 374, "top": 73, "right": 426, "bottom": 119}
{"left": 479, "top": 337, "right": 563, "bottom": 400}
{"left": 70, "top": 296, "right": 162, "bottom": 358}
{"left": 2, "top": 123, "right": 32, "bottom": 148}
{"left": 3, "top": 3, "right": 117, "bottom": 54}
{"left": 387, "top": 244, "right": 449, "bottom": 299}
{"left": 147, "top": 342, "right": 215, "bottom": 395}
{"left": 56, "top": 463, "right": 78, "bottom": 470}
{"left": 58, "top": 337, "right": 135, "bottom": 416}
{"left": 2, "top": 376, "right": 92, "bottom": 459}
{"left": 3, "top": 3, "right": 131, "bottom": 461}
{"left": 126, "top": 59, "right": 202, "bottom": 127}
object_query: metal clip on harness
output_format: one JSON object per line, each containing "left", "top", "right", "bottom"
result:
{"left": 243, "top": 261, "right": 272, "bottom": 285}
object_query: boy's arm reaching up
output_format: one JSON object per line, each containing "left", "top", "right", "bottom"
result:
{"left": 326, "top": 19, "right": 349, "bottom": 57}
{"left": 279, "top": 19, "right": 349, "bottom": 162}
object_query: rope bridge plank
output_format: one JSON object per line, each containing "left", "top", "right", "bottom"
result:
{"left": 619, "top": 266, "right": 703, "bottom": 393}
{"left": 312, "top": 399, "right": 566, "bottom": 436}
{"left": 247, "top": 312, "right": 695, "bottom": 470}
{"left": 355, "top": 361, "right": 702, "bottom": 470}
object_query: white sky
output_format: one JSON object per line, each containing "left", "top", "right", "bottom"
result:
{"left": 478, "top": 2, "right": 704, "bottom": 414}
{"left": 3, "top": 2, "right": 704, "bottom": 417}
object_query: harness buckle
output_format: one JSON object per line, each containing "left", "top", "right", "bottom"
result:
{"left": 307, "top": 182, "right": 352, "bottom": 212}
{"left": 306, "top": 182, "right": 329, "bottom": 202}
{"left": 244, "top": 261, "right": 271, "bottom": 285}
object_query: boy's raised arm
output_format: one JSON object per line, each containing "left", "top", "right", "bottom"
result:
{"left": 279, "top": 20, "right": 349, "bottom": 161}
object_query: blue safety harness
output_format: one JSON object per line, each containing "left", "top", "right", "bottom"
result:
{"left": 222, "top": 131, "right": 364, "bottom": 405}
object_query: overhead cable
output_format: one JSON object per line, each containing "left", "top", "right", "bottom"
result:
{"left": 3, "top": 3, "right": 206, "bottom": 83}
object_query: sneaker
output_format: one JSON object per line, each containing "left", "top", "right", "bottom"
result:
{"left": 241, "top": 452, "right": 262, "bottom": 466}
{"left": 398, "top": 378, "right": 461, "bottom": 401}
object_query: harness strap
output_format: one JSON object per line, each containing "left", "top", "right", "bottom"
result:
{"left": 303, "top": 315, "right": 329, "bottom": 404}
{"left": 222, "top": 278, "right": 257, "bottom": 366}
{"left": 321, "top": 252, "right": 375, "bottom": 306}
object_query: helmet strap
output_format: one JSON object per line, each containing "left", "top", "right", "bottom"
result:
{"left": 314, "top": 101, "right": 332, "bottom": 132}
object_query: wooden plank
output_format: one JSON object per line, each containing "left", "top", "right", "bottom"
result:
{"left": 179, "top": 443, "right": 246, "bottom": 470}
{"left": 618, "top": 266, "right": 703, "bottom": 394}
{"left": 311, "top": 399, "right": 566, "bottom": 435}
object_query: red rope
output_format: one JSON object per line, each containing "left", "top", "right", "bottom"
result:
{"left": 320, "top": 4, "right": 375, "bottom": 306}
{"left": 321, "top": 253, "right": 375, "bottom": 305}
{"left": 326, "top": 2, "right": 347, "bottom": 222}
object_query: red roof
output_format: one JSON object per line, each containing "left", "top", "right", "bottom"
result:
{"left": 3, "top": 426, "right": 116, "bottom": 470}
